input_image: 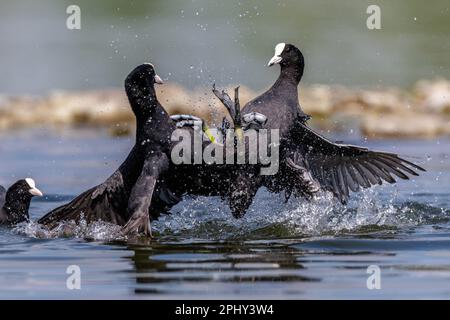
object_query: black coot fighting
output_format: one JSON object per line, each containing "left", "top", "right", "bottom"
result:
{"left": 2, "top": 43, "right": 425, "bottom": 237}
{"left": 37, "top": 63, "right": 176, "bottom": 236}
{"left": 185, "top": 43, "right": 425, "bottom": 217}
{"left": 244, "top": 43, "right": 425, "bottom": 205}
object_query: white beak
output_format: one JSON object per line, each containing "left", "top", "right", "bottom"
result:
{"left": 29, "top": 187, "right": 43, "bottom": 197}
{"left": 268, "top": 42, "right": 286, "bottom": 67}
{"left": 154, "top": 74, "right": 164, "bottom": 84}
{"left": 268, "top": 55, "right": 282, "bottom": 67}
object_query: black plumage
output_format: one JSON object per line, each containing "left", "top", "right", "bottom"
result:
{"left": 36, "top": 45, "right": 426, "bottom": 235}
{"left": 0, "top": 178, "right": 43, "bottom": 225}
{"left": 290, "top": 121, "right": 425, "bottom": 204}
{"left": 214, "top": 43, "right": 425, "bottom": 215}
{"left": 37, "top": 63, "right": 176, "bottom": 236}
{"left": 213, "top": 43, "right": 312, "bottom": 217}
{"left": 243, "top": 43, "right": 310, "bottom": 139}
{"left": 36, "top": 63, "right": 241, "bottom": 236}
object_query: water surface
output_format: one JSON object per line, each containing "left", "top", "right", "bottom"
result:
{"left": 0, "top": 129, "right": 449, "bottom": 299}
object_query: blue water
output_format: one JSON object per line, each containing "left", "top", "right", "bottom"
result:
{"left": 0, "top": 128, "right": 449, "bottom": 299}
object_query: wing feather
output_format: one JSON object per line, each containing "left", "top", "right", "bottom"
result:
{"left": 293, "top": 122, "right": 425, "bottom": 203}
{"left": 0, "top": 185, "right": 6, "bottom": 208}
{"left": 342, "top": 163, "right": 359, "bottom": 192}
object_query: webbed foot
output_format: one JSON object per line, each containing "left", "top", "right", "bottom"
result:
{"left": 212, "top": 85, "right": 242, "bottom": 129}
{"left": 122, "top": 214, "right": 152, "bottom": 237}
{"left": 242, "top": 112, "right": 267, "bottom": 130}
{"left": 170, "top": 114, "right": 203, "bottom": 130}
{"left": 213, "top": 85, "right": 268, "bottom": 132}
{"left": 170, "top": 114, "right": 217, "bottom": 143}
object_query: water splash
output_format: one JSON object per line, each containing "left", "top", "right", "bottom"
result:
{"left": 153, "top": 188, "right": 450, "bottom": 240}
{"left": 12, "top": 188, "right": 450, "bottom": 241}
{"left": 13, "top": 218, "right": 125, "bottom": 241}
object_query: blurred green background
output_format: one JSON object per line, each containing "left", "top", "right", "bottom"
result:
{"left": 0, "top": 0, "right": 449, "bottom": 95}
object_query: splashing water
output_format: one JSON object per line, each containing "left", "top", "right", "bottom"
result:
{"left": 13, "top": 218, "right": 125, "bottom": 241}
{"left": 0, "top": 130, "right": 448, "bottom": 299}
{"left": 153, "top": 188, "right": 450, "bottom": 240}
{"left": 11, "top": 187, "right": 449, "bottom": 242}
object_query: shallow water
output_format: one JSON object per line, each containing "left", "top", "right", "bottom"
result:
{"left": 0, "top": 128, "right": 449, "bottom": 299}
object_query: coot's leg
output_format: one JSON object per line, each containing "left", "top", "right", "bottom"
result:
{"left": 212, "top": 83, "right": 236, "bottom": 120}
{"left": 213, "top": 85, "right": 268, "bottom": 133}
{"left": 212, "top": 85, "right": 244, "bottom": 135}
{"left": 170, "top": 114, "right": 217, "bottom": 143}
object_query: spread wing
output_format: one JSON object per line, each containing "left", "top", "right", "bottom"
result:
{"left": 293, "top": 122, "right": 425, "bottom": 204}
{"left": 37, "top": 170, "right": 127, "bottom": 228}
{"left": 0, "top": 185, "right": 6, "bottom": 208}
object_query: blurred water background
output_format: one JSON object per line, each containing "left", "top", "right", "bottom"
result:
{"left": 0, "top": 0, "right": 449, "bottom": 95}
